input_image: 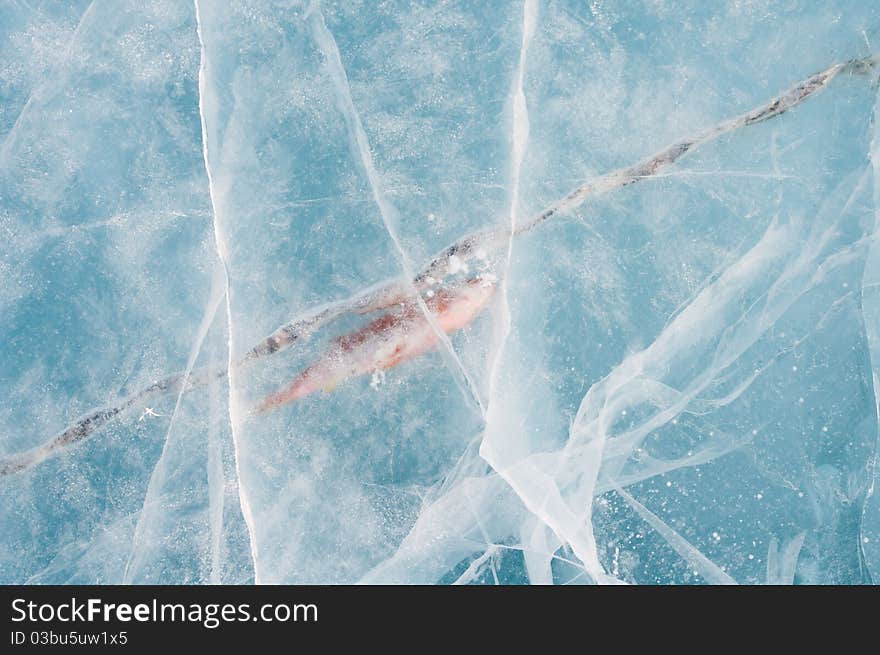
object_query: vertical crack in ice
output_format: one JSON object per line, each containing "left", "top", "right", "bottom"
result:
{"left": 479, "top": 0, "right": 552, "bottom": 581}
{"left": 122, "top": 265, "right": 226, "bottom": 583}
{"left": 307, "top": 1, "right": 486, "bottom": 417}
{"left": 614, "top": 485, "right": 737, "bottom": 585}
{"left": 861, "top": 76, "right": 880, "bottom": 578}
{"left": 477, "top": 0, "right": 616, "bottom": 585}
{"left": 193, "top": 0, "right": 260, "bottom": 583}
{"left": 486, "top": 0, "right": 535, "bottom": 394}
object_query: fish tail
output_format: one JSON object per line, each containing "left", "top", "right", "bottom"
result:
{"left": 254, "top": 378, "right": 314, "bottom": 413}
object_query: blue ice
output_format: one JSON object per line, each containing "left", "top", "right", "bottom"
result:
{"left": 1, "top": 0, "right": 879, "bottom": 585}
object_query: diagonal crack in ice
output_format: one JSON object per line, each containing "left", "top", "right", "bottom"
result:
{"left": 0, "top": 0, "right": 98, "bottom": 168}
{"left": 614, "top": 484, "right": 737, "bottom": 584}
{"left": 122, "top": 263, "right": 226, "bottom": 583}
{"left": 307, "top": 0, "right": 486, "bottom": 417}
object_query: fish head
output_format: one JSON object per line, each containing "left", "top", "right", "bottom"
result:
{"left": 434, "top": 277, "right": 496, "bottom": 332}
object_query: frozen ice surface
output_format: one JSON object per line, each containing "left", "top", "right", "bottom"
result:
{"left": 1, "top": 0, "right": 879, "bottom": 584}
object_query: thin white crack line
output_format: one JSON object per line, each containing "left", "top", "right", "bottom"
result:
{"left": 481, "top": 0, "right": 572, "bottom": 582}
{"left": 1, "top": 0, "right": 98, "bottom": 165}
{"left": 483, "top": 0, "right": 535, "bottom": 412}
{"left": 614, "top": 484, "right": 737, "bottom": 585}
{"left": 307, "top": 0, "right": 486, "bottom": 417}
{"left": 122, "top": 269, "right": 226, "bottom": 583}
{"left": 859, "top": 80, "right": 880, "bottom": 568}
{"left": 193, "top": 0, "right": 260, "bottom": 583}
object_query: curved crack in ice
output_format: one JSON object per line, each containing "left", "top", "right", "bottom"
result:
{"left": 569, "top": 176, "right": 868, "bottom": 462}
{"left": 479, "top": 0, "right": 565, "bottom": 583}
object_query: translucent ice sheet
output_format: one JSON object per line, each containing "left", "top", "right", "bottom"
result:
{"left": 1, "top": 0, "right": 878, "bottom": 585}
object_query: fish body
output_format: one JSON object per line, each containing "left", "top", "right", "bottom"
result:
{"left": 256, "top": 278, "right": 494, "bottom": 411}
